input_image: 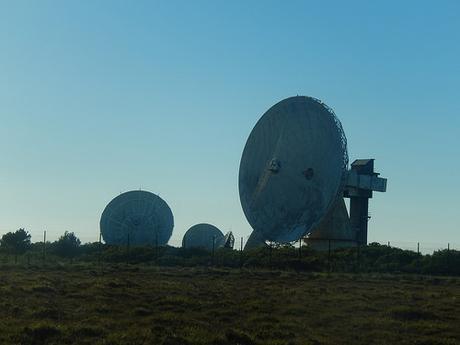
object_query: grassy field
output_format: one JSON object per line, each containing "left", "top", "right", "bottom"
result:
{"left": 0, "top": 265, "right": 458, "bottom": 345}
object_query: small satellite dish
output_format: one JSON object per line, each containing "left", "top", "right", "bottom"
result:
{"left": 182, "top": 223, "right": 226, "bottom": 251}
{"left": 100, "top": 190, "right": 174, "bottom": 246}
{"left": 239, "top": 96, "right": 348, "bottom": 243}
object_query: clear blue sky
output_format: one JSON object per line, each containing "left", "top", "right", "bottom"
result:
{"left": 0, "top": 1, "right": 458, "bottom": 248}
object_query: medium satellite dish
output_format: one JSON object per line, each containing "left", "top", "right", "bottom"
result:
{"left": 182, "top": 223, "right": 225, "bottom": 251}
{"left": 239, "top": 96, "right": 348, "bottom": 243}
{"left": 100, "top": 190, "right": 174, "bottom": 246}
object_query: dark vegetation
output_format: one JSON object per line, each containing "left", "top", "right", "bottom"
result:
{"left": 1, "top": 229, "right": 459, "bottom": 276}
{"left": 0, "top": 265, "right": 458, "bottom": 344}
{"left": 0, "top": 229, "right": 459, "bottom": 344}
{"left": 52, "top": 231, "right": 81, "bottom": 262}
{"left": 0, "top": 228, "right": 31, "bottom": 263}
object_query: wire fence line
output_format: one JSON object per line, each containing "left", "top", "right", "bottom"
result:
{"left": 0, "top": 228, "right": 458, "bottom": 256}
{"left": 1, "top": 231, "right": 459, "bottom": 277}
{"left": 370, "top": 241, "right": 458, "bottom": 255}
{"left": 189, "top": 235, "right": 458, "bottom": 255}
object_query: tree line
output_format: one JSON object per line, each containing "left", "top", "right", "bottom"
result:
{"left": 0, "top": 228, "right": 81, "bottom": 263}
{"left": 1, "top": 228, "right": 459, "bottom": 276}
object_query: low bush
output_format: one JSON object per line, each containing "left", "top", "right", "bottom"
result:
{"left": 2, "top": 241, "right": 459, "bottom": 276}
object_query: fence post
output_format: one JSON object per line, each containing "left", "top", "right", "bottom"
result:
{"left": 387, "top": 241, "right": 390, "bottom": 247}
{"left": 328, "top": 239, "right": 331, "bottom": 272}
{"left": 211, "top": 236, "right": 215, "bottom": 266}
{"left": 447, "top": 243, "right": 451, "bottom": 275}
{"left": 98, "top": 231, "right": 102, "bottom": 267}
{"left": 269, "top": 242, "right": 272, "bottom": 269}
{"left": 357, "top": 243, "right": 361, "bottom": 271}
{"left": 417, "top": 242, "right": 420, "bottom": 254}
{"left": 126, "top": 234, "right": 130, "bottom": 265}
{"left": 239, "top": 237, "right": 243, "bottom": 268}
{"left": 42, "top": 230, "right": 47, "bottom": 265}
{"left": 155, "top": 232, "right": 159, "bottom": 261}
{"left": 299, "top": 237, "right": 302, "bottom": 260}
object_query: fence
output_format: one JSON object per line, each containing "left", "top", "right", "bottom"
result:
{"left": 372, "top": 241, "right": 457, "bottom": 255}
{"left": 0, "top": 228, "right": 459, "bottom": 275}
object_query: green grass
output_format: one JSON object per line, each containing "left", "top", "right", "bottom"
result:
{"left": 0, "top": 265, "right": 459, "bottom": 344}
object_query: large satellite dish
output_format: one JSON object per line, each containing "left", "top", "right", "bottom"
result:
{"left": 100, "top": 190, "right": 174, "bottom": 246}
{"left": 239, "top": 96, "right": 348, "bottom": 243}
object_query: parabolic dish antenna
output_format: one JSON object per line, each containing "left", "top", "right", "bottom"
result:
{"left": 182, "top": 223, "right": 224, "bottom": 251}
{"left": 239, "top": 96, "right": 348, "bottom": 243}
{"left": 100, "top": 190, "right": 174, "bottom": 246}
